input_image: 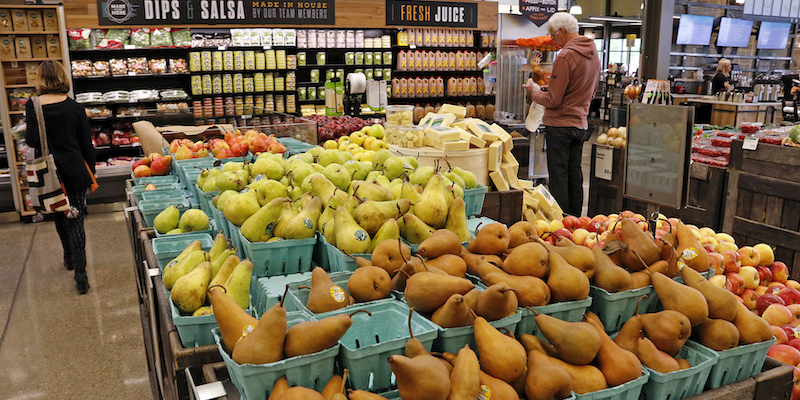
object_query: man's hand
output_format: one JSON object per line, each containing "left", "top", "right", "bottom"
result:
{"left": 523, "top": 79, "right": 541, "bottom": 96}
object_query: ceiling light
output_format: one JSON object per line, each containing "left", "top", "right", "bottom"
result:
{"left": 570, "top": 5, "right": 582, "bottom": 15}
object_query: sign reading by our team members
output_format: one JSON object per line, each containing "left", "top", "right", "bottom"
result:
{"left": 386, "top": 0, "right": 478, "bottom": 28}
{"left": 520, "top": 0, "right": 556, "bottom": 27}
{"left": 96, "top": 0, "right": 335, "bottom": 26}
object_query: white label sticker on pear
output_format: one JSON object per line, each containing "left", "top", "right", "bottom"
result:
{"left": 303, "top": 218, "right": 313, "bottom": 229}
{"left": 478, "top": 385, "right": 491, "bottom": 399}
{"left": 354, "top": 230, "right": 368, "bottom": 241}
{"left": 253, "top": 174, "right": 266, "bottom": 181}
{"left": 330, "top": 286, "right": 347, "bottom": 303}
{"left": 682, "top": 248, "right": 698, "bottom": 261}
{"left": 265, "top": 222, "right": 275, "bottom": 236}
{"left": 167, "top": 259, "right": 179, "bottom": 269}
{"left": 404, "top": 162, "right": 412, "bottom": 169}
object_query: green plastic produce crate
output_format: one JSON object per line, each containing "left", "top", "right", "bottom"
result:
{"left": 279, "top": 137, "right": 318, "bottom": 155}
{"left": 132, "top": 173, "right": 179, "bottom": 187}
{"left": 154, "top": 218, "right": 217, "bottom": 238}
{"left": 236, "top": 228, "right": 316, "bottom": 277}
{"left": 170, "top": 292, "right": 254, "bottom": 348}
{"left": 317, "top": 301, "right": 439, "bottom": 392}
{"left": 285, "top": 271, "right": 396, "bottom": 315}
{"left": 640, "top": 340, "right": 720, "bottom": 400}
{"left": 152, "top": 233, "right": 215, "bottom": 270}
{"left": 141, "top": 189, "right": 191, "bottom": 202}
{"left": 132, "top": 182, "right": 183, "bottom": 203}
{"left": 467, "top": 216, "right": 503, "bottom": 236}
{"left": 463, "top": 185, "right": 488, "bottom": 217}
{"left": 588, "top": 285, "right": 656, "bottom": 333}
{"left": 210, "top": 206, "right": 231, "bottom": 241}
{"left": 704, "top": 337, "right": 776, "bottom": 390}
{"left": 138, "top": 198, "right": 193, "bottom": 227}
{"left": 212, "top": 311, "right": 339, "bottom": 400}
{"left": 194, "top": 186, "right": 217, "bottom": 217}
{"left": 573, "top": 369, "right": 649, "bottom": 400}
{"left": 228, "top": 221, "right": 244, "bottom": 259}
{"left": 515, "top": 297, "right": 593, "bottom": 339}
{"left": 183, "top": 168, "right": 203, "bottom": 187}
{"left": 322, "top": 239, "right": 371, "bottom": 272}
{"left": 252, "top": 272, "right": 313, "bottom": 315}
{"left": 432, "top": 311, "right": 521, "bottom": 354}
{"left": 314, "top": 235, "right": 330, "bottom": 271}
{"left": 175, "top": 157, "right": 216, "bottom": 186}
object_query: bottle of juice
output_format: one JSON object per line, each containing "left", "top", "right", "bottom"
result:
{"left": 485, "top": 102, "right": 495, "bottom": 121}
{"left": 425, "top": 103, "right": 435, "bottom": 114}
{"left": 408, "top": 29, "right": 416, "bottom": 46}
{"left": 423, "top": 29, "right": 432, "bottom": 46}
{"left": 469, "top": 77, "right": 478, "bottom": 96}
{"left": 455, "top": 78, "right": 464, "bottom": 95}
{"left": 438, "top": 29, "right": 446, "bottom": 48}
{"left": 421, "top": 77, "right": 430, "bottom": 97}
{"left": 398, "top": 51, "right": 407, "bottom": 71}
{"left": 392, "top": 78, "right": 400, "bottom": 97}
{"left": 447, "top": 76, "right": 457, "bottom": 96}
{"left": 415, "top": 77, "right": 423, "bottom": 98}
{"left": 414, "top": 104, "right": 425, "bottom": 123}
{"left": 467, "top": 31, "right": 474, "bottom": 47}
{"left": 476, "top": 103, "right": 485, "bottom": 118}
{"left": 414, "top": 51, "right": 422, "bottom": 71}
{"left": 434, "top": 103, "right": 442, "bottom": 113}
{"left": 431, "top": 29, "right": 438, "bottom": 47}
{"left": 399, "top": 77, "right": 408, "bottom": 98}
{"left": 465, "top": 103, "right": 475, "bottom": 118}
{"left": 448, "top": 52, "right": 456, "bottom": 71}
{"left": 421, "top": 51, "right": 429, "bottom": 71}
{"left": 407, "top": 77, "right": 415, "bottom": 98}
{"left": 428, "top": 77, "right": 437, "bottom": 97}
{"left": 436, "top": 76, "right": 445, "bottom": 96}
{"left": 435, "top": 51, "right": 443, "bottom": 71}
{"left": 477, "top": 77, "right": 485, "bottom": 94}
{"left": 456, "top": 51, "right": 465, "bottom": 71}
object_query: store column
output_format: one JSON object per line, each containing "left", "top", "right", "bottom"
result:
{"left": 640, "top": 0, "right": 674, "bottom": 81}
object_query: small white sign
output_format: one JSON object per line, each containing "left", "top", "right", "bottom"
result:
{"left": 743, "top": 136, "right": 759, "bottom": 150}
{"left": 263, "top": 45, "right": 271, "bottom": 50}
{"left": 124, "top": 45, "right": 135, "bottom": 50}
{"left": 242, "top": 114, "right": 252, "bottom": 119}
{"left": 218, "top": 46, "right": 227, "bottom": 51}
{"left": 595, "top": 145, "right": 614, "bottom": 181}
{"left": 409, "top": 44, "right": 416, "bottom": 49}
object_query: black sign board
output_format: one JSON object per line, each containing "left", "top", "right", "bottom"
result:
{"left": 386, "top": 0, "right": 478, "bottom": 28}
{"left": 97, "top": 0, "right": 335, "bottom": 26}
{"left": 520, "top": 0, "right": 556, "bottom": 27}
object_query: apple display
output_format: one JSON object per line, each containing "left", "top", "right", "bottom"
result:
{"left": 789, "top": 339, "right": 800, "bottom": 351}
{"left": 756, "top": 293, "right": 786, "bottom": 315}
{"left": 740, "top": 288, "right": 759, "bottom": 310}
{"left": 722, "top": 250, "right": 742, "bottom": 274}
{"left": 562, "top": 215, "right": 580, "bottom": 231}
{"left": 553, "top": 228, "right": 573, "bottom": 242}
{"left": 779, "top": 288, "right": 800, "bottom": 306}
{"left": 771, "top": 261, "right": 790, "bottom": 283}
{"left": 708, "top": 252, "right": 725, "bottom": 276}
{"left": 578, "top": 216, "right": 592, "bottom": 230}
{"left": 548, "top": 219, "right": 565, "bottom": 232}
{"left": 739, "top": 266, "right": 761, "bottom": 289}
{"left": 762, "top": 304, "right": 795, "bottom": 326}
{"left": 715, "top": 241, "right": 739, "bottom": 253}
{"left": 768, "top": 344, "right": 800, "bottom": 366}
{"left": 757, "top": 265, "right": 774, "bottom": 286}
{"left": 739, "top": 246, "right": 762, "bottom": 267}
{"left": 756, "top": 285, "right": 770, "bottom": 297}
{"left": 725, "top": 272, "right": 746, "bottom": 295}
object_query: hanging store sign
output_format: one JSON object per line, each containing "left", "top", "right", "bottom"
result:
{"left": 520, "top": 0, "right": 556, "bottom": 27}
{"left": 385, "top": 0, "right": 478, "bottom": 28}
{"left": 744, "top": 0, "right": 800, "bottom": 23}
{"left": 96, "top": 0, "right": 336, "bottom": 26}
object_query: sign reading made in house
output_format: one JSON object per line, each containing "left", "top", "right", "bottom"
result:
{"left": 386, "top": 0, "right": 478, "bottom": 28}
{"left": 97, "top": 0, "right": 335, "bottom": 25}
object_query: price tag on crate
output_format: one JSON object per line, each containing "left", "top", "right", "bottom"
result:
{"left": 595, "top": 145, "right": 614, "bottom": 180}
{"left": 743, "top": 137, "right": 759, "bottom": 150}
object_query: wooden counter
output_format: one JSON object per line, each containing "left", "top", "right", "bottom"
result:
{"left": 675, "top": 98, "right": 780, "bottom": 126}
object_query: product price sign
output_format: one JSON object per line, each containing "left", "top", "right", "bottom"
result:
{"left": 386, "top": 0, "right": 478, "bottom": 28}
{"left": 594, "top": 145, "right": 613, "bottom": 181}
{"left": 97, "top": 0, "right": 335, "bottom": 26}
{"left": 520, "top": 0, "right": 556, "bottom": 27}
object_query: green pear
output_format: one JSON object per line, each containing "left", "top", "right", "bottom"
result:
{"left": 323, "top": 163, "right": 352, "bottom": 191}
{"left": 372, "top": 149, "right": 393, "bottom": 171}
{"left": 317, "top": 149, "right": 341, "bottom": 166}
{"left": 279, "top": 176, "right": 290, "bottom": 186}
{"left": 317, "top": 196, "right": 342, "bottom": 235}
{"left": 223, "top": 192, "right": 260, "bottom": 226}
{"left": 171, "top": 261, "right": 213, "bottom": 314}
{"left": 209, "top": 254, "right": 240, "bottom": 288}
{"left": 289, "top": 163, "right": 316, "bottom": 186}
{"left": 414, "top": 174, "right": 451, "bottom": 228}
{"left": 453, "top": 167, "right": 479, "bottom": 189}
{"left": 369, "top": 218, "right": 401, "bottom": 252}
{"left": 210, "top": 248, "right": 236, "bottom": 278}
{"left": 251, "top": 158, "right": 285, "bottom": 180}
{"left": 249, "top": 179, "right": 288, "bottom": 206}
{"left": 288, "top": 185, "right": 304, "bottom": 201}
{"left": 334, "top": 206, "right": 371, "bottom": 254}
{"left": 344, "top": 195, "right": 362, "bottom": 216}
{"left": 450, "top": 183, "right": 464, "bottom": 199}
{"left": 296, "top": 152, "right": 315, "bottom": 164}
{"left": 306, "top": 147, "right": 324, "bottom": 158}
{"left": 445, "top": 197, "right": 472, "bottom": 242}
{"left": 215, "top": 171, "right": 246, "bottom": 192}
{"left": 390, "top": 181, "right": 402, "bottom": 200}
{"left": 323, "top": 214, "right": 337, "bottom": 245}
{"left": 410, "top": 166, "right": 435, "bottom": 186}
{"left": 214, "top": 190, "right": 237, "bottom": 211}
{"left": 400, "top": 181, "right": 421, "bottom": 203}
{"left": 402, "top": 213, "right": 436, "bottom": 244}
{"left": 196, "top": 168, "right": 220, "bottom": 189}
{"left": 220, "top": 161, "right": 244, "bottom": 172}
{"left": 201, "top": 175, "right": 218, "bottom": 192}
{"left": 225, "top": 260, "right": 253, "bottom": 310}
{"left": 163, "top": 250, "right": 208, "bottom": 290}
{"left": 273, "top": 200, "right": 299, "bottom": 239}
{"left": 302, "top": 172, "right": 324, "bottom": 193}
{"left": 352, "top": 181, "right": 394, "bottom": 201}
{"left": 344, "top": 161, "right": 370, "bottom": 181}
{"left": 235, "top": 169, "right": 250, "bottom": 186}
{"left": 309, "top": 174, "right": 348, "bottom": 207}
{"left": 371, "top": 175, "right": 392, "bottom": 189}
{"left": 312, "top": 163, "right": 325, "bottom": 172}
{"left": 383, "top": 156, "right": 414, "bottom": 180}
{"left": 178, "top": 209, "right": 210, "bottom": 232}
{"left": 154, "top": 205, "right": 180, "bottom": 234}
{"left": 354, "top": 199, "right": 411, "bottom": 236}
{"left": 404, "top": 156, "right": 419, "bottom": 170}
{"left": 444, "top": 171, "right": 466, "bottom": 189}
{"left": 240, "top": 197, "right": 287, "bottom": 242}
{"left": 283, "top": 196, "right": 323, "bottom": 239}
{"left": 338, "top": 151, "right": 353, "bottom": 164}
{"left": 166, "top": 228, "right": 184, "bottom": 235}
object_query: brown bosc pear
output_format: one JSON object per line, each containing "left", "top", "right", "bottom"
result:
{"left": 468, "top": 223, "right": 510, "bottom": 256}
{"left": 617, "top": 218, "right": 661, "bottom": 272}
{"left": 208, "top": 285, "right": 259, "bottom": 353}
{"left": 636, "top": 334, "right": 681, "bottom": 374}
{"left": 613, "top": 296, "right": 647, "bottom": 354}
{"left": 463, "top": 288, "right": 480, "bottom": 310}
{"left": 344, "top": 252, "right": 373, "bottom": 269}
{"left": 639, "top": 310, "right": 692, "bottom": 356}
{"left": 391, "top": 259, "right": 419, "bottom": 292}
{"left": 444, "top": 196, "right": 473, "bottom": 243}
{"left": 592, "top": 246, "right": 632, "bottom": 292}
{"left": 584, "top": 311, "right": 605, "bottom": 331}
{"left": 483, "top": 272, "right": 550, "bottom": 307}
{"left": 448, "top": 345, "right": 481, "bottom": 400}
{"left": 660, "top": 240, "right": 680, "bottom": 277}
{"left": 306, "top": 267, "right": 350, "bottom": 313}
{"left": 431, "top": 294, "right": 474, "bottom": 328}
{"left": 268, "top": 376, "right": 289, "bottom": 400}
{"left": 630, "top": 271, "right": 653, "bottom": 289}
{"left": 475, "top": 282, "right": 519, "bottom": 321}
{"left": 518, "top": 333, "right": 559, "bottom": 357}
{"left": 404, "top": 271, "right": 474, "bottom": 314}
{"left": 732, "top": 302, "right": 773, "bottom": 344}
{"left": 425, "top": 254, "right": 467, "bottom": 277}
{"left": 389, "top": 354, "right": 451, "bottom": 400}
{"left": 584, "top": 315, "right": 642, "bottom": 386}
{"left": 347, "top": 266, "right": 392, "bottom": 302}
{"left": 534, "top": 311, "right": 601, "bottom": 365}
{"left": 694, "top": 318, "right": 740, "bottom": 351}
{"left": 463, "top": 253, "right": 505, "bottom": 280}
{"left": 675, "top": 221, "right": 710, "bottom": 272}
{"left": 503, "top": 242, "right": 548, "bottom": 278}
{"left": 677, "top": 358, "right": 692, "bottom": 370}
{"left": 418, "top": 229, "right": 463, "bottom": 258}
{"left": 546, "top": 251, "right": 591, "bottom": 302}
{"left": 284, "top": 310, "right": 370, "bottom": 357}
{"left": 681, "top": 266, "right": 738, "bottom": 321}
{"left": 371, "top": 238, "right": 412, "bottom": 277}
{"left": 232, "top": 288, "right": 288, "bottom": 365}
{"left": 474, "top": 315, "right": 527, "bottom": 383}
{"left": 651, "top": 272, "right": 709, "bottom": 326}
{"left": 545, "top": 240, "right": 596, "bottom": 279}
{"left": 507, "top": 220, "right": 539, "bottom": 248}
{"left": 525, "top": 350, "right": 573, "bottom": 400}
{"left": 547, "top": 357, "right": 607, "bottom": 394}
{"left": 277, "top": 387, "right": 325, "bottom": 400}
{"left": 479, "top": 370, "right": 521, "bottom": 400}
{"left": 321, "top": 370, "right": 348, "bottom": 400}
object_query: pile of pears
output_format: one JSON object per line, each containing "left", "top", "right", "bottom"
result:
{"left": 153, "top": 206, "right": 210, "bottom": 235}
{"left": 164, "top": 233, "right": 252, "bottom": 315}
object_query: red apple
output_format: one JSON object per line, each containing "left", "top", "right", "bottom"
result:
{"left": 562, "top": 215, "right": 580, "bottom": 231}
{"left": 768, "top": 344, "right": 800, "bottom": 366}
{"left": 756, "top": 285, "right": 770, "bottom": 297}
{"left": 757, "top": 293, "right": 787, "bottom": 315}
{"left": 771, "top": 261, "right": 790, "bottom": 283}
{"left": 739, "top": 246, "right": 762, "bottom": 267}
{"left": 722, "top": 250, "right": 742, "bottom": 274}
{"left": 133, "top": 164, "right": 151, "bottom": 178}
{"left": 773, "top": 325, "right": 791, "bottom": 344}
{"left": 757, "top": 265, "right": 774, "bottom": 286}
{"left": 788, "top": 304, "right": 800, "bottom": 320}
{"left": 740, "top": 266, "right": 761, "bottom": 289}
{"left": 586, "top": 218, "right": 603, "bottom": 233}
{"left": 788, "top": 280, "right": 800, "bottom": 291}
{"left": 709, "top": 253, "right": 724, "bottom": 277}
{"left": 553, "top": 228, "right": 573, "bottom": 242}
{"left": 578, "top": 216, "right": 592, "bottom": 230}
{"left": 703, "top": 243, "right": 718, "bottom": 254}
{"left": 789, "top": 338, "right": 800, "bottom": 351}
{"left": 726, "top": 272, "right": 746, "bottom": 295}
{"left": 785, "top": 327, "right": 800, "bottom": 341}
{"left": 763, "top": 304, "right": 795, "bottom": 326}
{"left": 741, "top": 288, "right": 760, "bottom": 310}
{"left": 779, "top": 288, "right": 800, "bottom": 306}
{"left": 771, "top": 282, "right": 788, "bottom": 292}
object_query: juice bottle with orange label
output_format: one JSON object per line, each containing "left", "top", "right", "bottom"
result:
{"left": 415, "top": 77, "right": 423, "bottom": 97}
{"left": 456, "top": 51, "right": 465, "bottom": 71}
{"left": 392, "top": 78, "right": 400, "bottom": 97}
{"left": 408, "top": 29, "right": 416, "bottom": 46}
{"left": 447, "top": 76, "right": 457, "bottom": 96}
{"left": 448, "top": 52, "right": 456, "bottom": 71}
{"left": 421, "top": 77, "right": 430, "bottom": 97}
{"left": 425, "top": 103, "right": 435, "bottom": 114}
{"left": 485, "top": 102, "right": 495, "bottom": 121}
{"left": 436, "top": 76, "right": 444, "bottom": 96}
{"left": 438, "top": 29, "right": 446, "bottom": 47}
{"left": 399, "top": 77, "right": 408, "bottom": 98}
{"left": 465, "top": 103, "right": 475, "bottom": 117}
{"left": 431, "top": 29, "right": 438, "bottom": 47}
{"left": 414, "top": 51, "right": 422, "bottom": 71}
{"left": 421, "top": 51, "right": 429, "bottom": 71}
{"left": 469, "top": 77, "right": 478, "bottom": 95}
{"left": 477, "top": 77, "right": 485, "bottom": 94}
{"left": 476, "top": 103, "right": 485, "bottom": 118}
{"left": 414, "top": 104, "right": 425, "bottom": 123}
{"left": 398, "top": 51, "right": 407, "bottom": 71}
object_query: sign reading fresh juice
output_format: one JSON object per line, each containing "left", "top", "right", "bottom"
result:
{"left": 386, "top": 0, "right": 478, "bottom": 28}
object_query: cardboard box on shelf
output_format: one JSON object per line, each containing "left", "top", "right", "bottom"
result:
{"left": 25, "top": 62, "right": 38, "bottom": 85}
{"left": 10, "top": 9, "right": 28, "bottom": 32}
{"left": 0, "top": 36, "right": 14, "bottom": 60}
{"left": 31, "top": 36, "right": 46, "bottom": 58}
{"left": 26, "top": 10, "right": 43, "bottom": 32}
{"left": 42, "top": 10, "right": 58, "bottom": 31}
{"left": 0, "top": 10, "right": 12, "bottom": 33}
{"left": 45, "top": 35, "right": 60, "bottom": 58}
{"left": 14, "top": 36, "right": 30, "bottom": 59}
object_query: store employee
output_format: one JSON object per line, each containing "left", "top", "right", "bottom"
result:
{"left": 711, "top": 58, "right": 734, "bottom": 93}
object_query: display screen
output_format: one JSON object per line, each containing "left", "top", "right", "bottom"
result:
{"left": 676, "top": 14, "right": 714, "bottom": 46}
{"left": 716, "top": 18, "right": 754, "bottom": 47}
{"left": 757, "top": 21, "right": 791, "bottom": 49}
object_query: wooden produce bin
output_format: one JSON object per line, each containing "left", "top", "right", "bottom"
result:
{"left": 684, "top": 357, "right": 792, "bottom": 400}
{"left": 390, "top": 145, "right": 490, "bottom": 187}
{"left": 481, "top": 189, "right": 523, "bottom": 227}
{"left": 724, "top": 139, "right": 800, "bottom": 279}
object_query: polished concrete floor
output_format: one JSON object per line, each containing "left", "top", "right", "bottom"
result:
{"left": 0, "top": 205, "right": 151, "bottom": 400}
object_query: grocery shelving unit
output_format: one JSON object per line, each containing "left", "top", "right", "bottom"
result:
{"left": 0, "top": 4, "right": 70, "bottom": 217}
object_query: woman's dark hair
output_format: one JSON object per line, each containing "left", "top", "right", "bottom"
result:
{"left": 36, "top": 60, "right": 70, "bottom": 94}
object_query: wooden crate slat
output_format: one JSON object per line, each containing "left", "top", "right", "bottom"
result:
{"left": 764, "top": 196, "right": 784, "bottom": 227}
{"left": 741, "top": 140, "right": 800, "bottom": 168}
{"left": 782, "top": 199, "right": 800, "bottom": 232}
{"left": 732, "top": 217, "right": 800, "bottom": 251}
{"left": 749, "top": 193, "right": 767, "bottom": 223}
{"left": 775, "top": 247, "right": 794, "bottom": 268}
{"left": 737, "top": 171, "right": 800, "bottom": 202}
{"left": 736, "top": 189, "right": 752, "bottom": 220}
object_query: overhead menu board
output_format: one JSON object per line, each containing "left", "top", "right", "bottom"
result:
{"left": 744, "top": 0, "right": 800, "bottom": 23}
{"left": 757, "top": 21, "right": 791, "bottom": 49}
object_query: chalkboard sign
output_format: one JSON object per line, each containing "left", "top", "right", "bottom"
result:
{"left": 520, "top": 0, "right": 556, "bottom": 27}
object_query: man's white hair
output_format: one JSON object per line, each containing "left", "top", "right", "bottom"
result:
{"left": 548, "top": 12, "right": 579, "bottom": 34}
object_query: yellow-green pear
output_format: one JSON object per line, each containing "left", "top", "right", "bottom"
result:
{"left": 178, "top": 209, "right": 210, "bottom": 232}
{"left": 223, "top": 192, "right": 260, "bottom": 226}
{"left": 274, "top": 200, "right": 299, "bottom": 239}
{"left": 163, "top": 240, "right": 202, "bottom": 271}
{"left": 214, "top": 190, "right": 237, "bottom": 211}
{"left": 283, "top": 196, "right": 324, "bottom": 239}
{"left": 445, "top": 197, "right": 472, "bottom": 242}
{"left": 208, "top": 232, "right": 228, "bottom": 261}
{"left": 225, "top": 260, "right": 253, "bottom": 310}
{"left": 210, "top": 254, "right": 240, "bottom": 288}
{"left": 414, "top": 174, "right": 451, "bottom": 228}
{"left": 210, "top": 248, "right": 236, "bottom": 278}
{"left": 334, "top": 206, "right": 371, "bottom": 254}
{"left": 154, "top": 205, "right": 180, "bottom": 234}
{"left": 369, "top": 218, "right": 401, "bottom": 252}
{"left": 163, "top": 250, "right": 208, "bottom": 290}
{"left": 400, "top": 181, "right": 421, "bottom": 204}
{"left": 402, "top": 213, "right": 436, "bottom": 244}
{"left": 171, "top": 261, "right": 213, "bottom": 314}
{"left": 354, "top": 199, "right": 411, "bottom": 236}
{"left": 240, "top": 197, "right": 286, "bottom": 242}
